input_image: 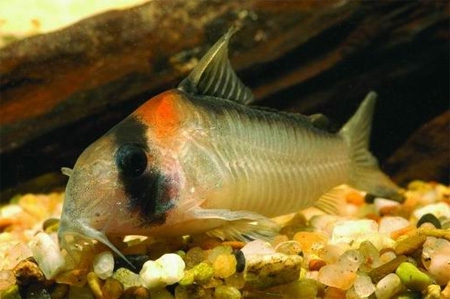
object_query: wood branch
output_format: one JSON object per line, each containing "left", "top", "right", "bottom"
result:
{"left": 0, "top": 0, "right": 448, "bottom": 196}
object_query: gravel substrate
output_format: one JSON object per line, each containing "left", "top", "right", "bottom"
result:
{"left": 0, "top": 181, "right": 449, "bottom": 299}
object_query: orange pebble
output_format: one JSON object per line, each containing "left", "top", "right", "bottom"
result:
{"left": 391, "top": 224, "right": 417, "bottom": 240}
{"left": 293, "top": 232, "right": 328, "bottom": 253}
{"left": 365, "top": 213, "right": 381, "bottom": 223}
{"left": 222, "top": 241, "right": 246, "bottom": 250}
{"left": 346, "top": 191, "right": 364, "bottom": 206}
{"left": 379, "top": 205, "right": 398, "bottom": 216}
{"left": 323, "top": 287, "right": 346, "bottom": 299}
{"left": 309, "top": 259, "right": 327, "bottom": 271}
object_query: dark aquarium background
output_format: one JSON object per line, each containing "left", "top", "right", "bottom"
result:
{"left": 0, "top": 0, "right": 449, "bottom": 201}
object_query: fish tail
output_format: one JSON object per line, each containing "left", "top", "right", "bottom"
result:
{"left": 339, "top": 91, "right": 400, "bottom": 198}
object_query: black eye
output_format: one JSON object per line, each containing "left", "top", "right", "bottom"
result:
{"left": 115, "top": 144, "right": 147, "bottom": 177}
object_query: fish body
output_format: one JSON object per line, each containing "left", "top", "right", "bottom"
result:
{"left": 58, "top": 28, "right": 399, "bottom": 259}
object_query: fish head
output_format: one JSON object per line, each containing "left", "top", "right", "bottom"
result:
{"left": 58, "top": 90, "right": 186, "bottom": 258}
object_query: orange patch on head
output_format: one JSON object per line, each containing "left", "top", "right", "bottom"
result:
{"left": 134, "top": 90, "right": 183, "bottom": 140}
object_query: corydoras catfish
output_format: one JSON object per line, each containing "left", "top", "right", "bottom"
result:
{"left": 58, "top": 28, "right": 399, "bottom": 261}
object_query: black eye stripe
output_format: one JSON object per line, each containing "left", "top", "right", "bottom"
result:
{"left": 110, "top": 115, "right": 172, "bottom": 225}
{"left": 115, "top": 144, "right": 147, "bottom": 177}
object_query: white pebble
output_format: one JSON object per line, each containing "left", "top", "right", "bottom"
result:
{"left": 423, "top": 237, "right": 450, "bottom": 285}
{"left": 379, "top": 251, "right": 397, "bottom": 264}
{"left": 413, "top": 202, "right": 450, "bottom": 220}
{"left": 318, "top": 250, "right": 363, "bottom": 290}
{"left": 0, "top": 204, "right": 23, "bottom": 218}
{"left": 240, "top": 240, "right": 274, "bottom": 258}
{"left": 378, "top": 217, "right": 410, "bottom": 236}
{"left": 375, "top": 273, "right": 402, "bottom": 299}
{"left": 331, "top": 220, "right": 378, "bottom": 245}
{"left": 93, "top": 251, "right": 114, "bottom": 280}
{"left": 354, "top": 274, "right": 375, "bottom": 297}
{"left": 29, "top": 232, "right": 65, "bottom": 279}
{"left": 140, "top": 253, "right": 185, "bottom": 289}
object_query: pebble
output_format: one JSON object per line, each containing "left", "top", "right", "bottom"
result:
{"left": 323, "top": 287, "right": 346, "bottom": 298}
{"left": 419, "top": 227, "right": 450, "bottom": 241}
{"left": 1, "top": 242, "right": 33, "bottom": 271}
{"left": 319, "top": 244, "right": 348, "bottom": 264}
{"left": 214, "top": 285, "right": 241, "bottom": 299}
{"left": 122, "top": 286, "right": 150, "bottom": 299}
{"left": 423, "top": 284, "right": 441, "bottom": 299}
{"left": 353, "top": 274, "right": 375, "bottom": 298}
{"left": 0, "top": 270, "right": 16, "bottom": 291}
{"left": 240, "top": 240, "right": 274, "bottom": 257}
{"left": 310, "top": 215, "right": 340, "bottom": 235}
{"left": 441, "top": 282, "right": 450, "bottom": 298}
{"left": 394, "top": 291, "right": 422, "bottom": 299}
{"left": 1, "top": 284, "right": 21, "bottom": 299}
{"left": 86, "top": 272, "right": 103, "bottom": 299}
{"left": 308, "top": 259, "right": 327, "bottom": 271}
{"left": 374, "top": 198, "right": 400, "bottom": 215}
{"left": 207, "top": 245, "right": 232, "bottom": 263}
{"left": 139, "top": 253, "right": 185, "bottom": 289}
{"left": 29, "top": 232, "right": 65, "bottom": 279}
{"left": 374, "top": 273, "right": 403, "bottom": 299}
{"left": 213, "top": 254, "right": 237, "bottom": 279}
{"left": 417, "top": 213, "right": 441, "bottom": 229}
{"left": 274, "top": 240, "right": 302, "bottom": 256}
{"left": 318, "top": 250, "right": 363, "bottom": 290}
{"left": 293, "top": 231, "right": 328, "bottom": 253}
{"left": 234, "top": 250, "right": 246, "bottom": 272}
{"left": 101, "top": 278, "right": 123, "bottom": 299}
{"left": 93, "top": 251, "right": 114, "bottom": 280}
{"left": 244, "top": 253, "right": 302, "bottom": 289}
{"left": 368, "top": 255, "right": 407, "bottom": 283}
{"left": 224, "top": 273, "right": 245, "bottom": 289}
{"left": 295, "top": 279, "right": 320, "bottom": 298}
{"left": 379, "top": 251, "right": 397, "bottom": 264}
{"left": 413, "top": 203, "right": 450, "bottom": 220}
{"left": 12, "top": 259, "right": 44, "bottom": 285}
{"left": 149, "top": 288, "right": 174, "bottom": 299}
{"left": 379, "top": 217, "right": 410, "bottom": 237}
{"left": 179, "top": 262, "right": 214, "bottom": 285}
{"left": 429, "top": 254, "right": 450, "bottom": 286}
{"left": 395, "top": 234, "right": 426, "bottom": 256}
{"left": 68, "top": 285, "right": 95, "bottom": 299}
{"left": 50, "top": 283, "right": 70, "bottom": 299}
{"left": 396, "top": 262, "right": 432, "bottom": 291}
{"left": 112, "top": 267, "right": 142, "bottom": 290}
{"left": 183, "top": 247, "right": 205, "bottom": 269}
{"left": 359, "top": 241, "right": 381, "bottom": 270}
{"left": 331, "top": 220, "right": 378, "bottom": 245}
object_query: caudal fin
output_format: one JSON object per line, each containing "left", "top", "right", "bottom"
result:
{"left": 339, "top": 91, "right": 399, "bottom": 198}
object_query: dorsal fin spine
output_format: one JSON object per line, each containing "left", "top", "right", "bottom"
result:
{"left": 178, "top": 26, "right": 254, "bottom": 105}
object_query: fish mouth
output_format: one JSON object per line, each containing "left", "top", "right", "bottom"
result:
{"left": 58, "top": 215, "right": 132, "bottom": 267}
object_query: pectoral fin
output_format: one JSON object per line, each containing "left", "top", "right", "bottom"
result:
{"left": 193, "top": 208, "right": 280, "bottom": 242}
{"left": 178, "top": 27, "right": 254, "bottom": 105}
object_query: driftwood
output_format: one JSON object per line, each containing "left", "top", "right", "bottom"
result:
{"left": 386, "top": 111, "right": 450, "bottom": 186}
{"left": 0, "top": 0, "right": 448, "bottom": 198}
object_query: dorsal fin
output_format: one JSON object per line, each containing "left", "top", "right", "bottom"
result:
{"left": 308, "top": 114, "right": 330, "bottom": 131}
{"left": 178, "top": 27, "right": 254, "bottom": 105}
